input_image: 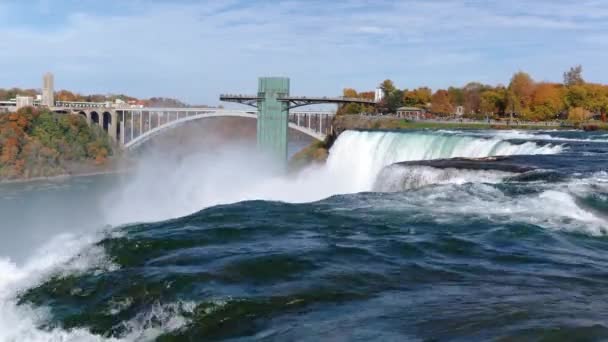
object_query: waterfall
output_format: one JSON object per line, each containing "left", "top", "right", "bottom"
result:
{"left": 325, "top": 130, "right": 563, "bottom": 191}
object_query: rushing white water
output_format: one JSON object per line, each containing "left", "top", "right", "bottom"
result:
{"left": 373, "top": 165, "right": 514, "bottom": 192}
{"left": 0, "top": 231, "right": 196, "bottom": 342}
{"left": 440, "top": 129, "right": 608, "bottom": 143}
{"left": 0, "top": 129, "right": 585, "bottom": 341}
{"left": 101, "top": 130, "right": 563, "bottom": 224}
{"left": 324, "top": 131, "right": 563, "bottom": 191}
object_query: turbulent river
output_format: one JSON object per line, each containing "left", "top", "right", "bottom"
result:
{"left": 1, "top": 129, "right": 608, "bottom": 341}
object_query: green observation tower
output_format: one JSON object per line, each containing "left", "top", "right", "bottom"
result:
{"left": 257, "top": 77, "right": 290, "bottom": 162}
{"left": 220, "top": 77, "right": 376, "bottom": 165}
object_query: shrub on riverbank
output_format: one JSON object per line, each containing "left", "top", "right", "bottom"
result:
{"left": 0, "top": 107, "right": 113, "bottom": 180}
{"left": 289, "top": 140, "right": 329, "bottom": 171}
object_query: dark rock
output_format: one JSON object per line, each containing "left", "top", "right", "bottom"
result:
{"left": 391, "top": 157, "right": 535, "bottom": 173}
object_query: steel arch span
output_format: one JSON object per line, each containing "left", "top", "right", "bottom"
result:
{"left": 123, "top": 110, "right": 326, "bottom": 151}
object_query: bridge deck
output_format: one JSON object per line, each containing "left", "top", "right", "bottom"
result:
{"left": 220, "top": 94, "right": 375, "bottom": 104}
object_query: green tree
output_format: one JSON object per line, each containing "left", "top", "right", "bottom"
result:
{"left": 564, "top": 84, "right": 588, "bottom": 109}
{"left": 380, "top": 79, "right": 396, "bottom": 94}
{"left": 448, "top": 87, "right": 465, "bottom": 107}
{"left": 480, "top": 89, "right": 506, "bottom": 117}
{"left": 385, "top": 89, "right": 404, "bottom": 113}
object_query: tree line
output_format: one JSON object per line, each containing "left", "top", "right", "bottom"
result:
{"left": 339, "top": 66, "right": 608, "bottom": 122}
{"left": 0, "top": 107, "right": 112, "bottom": 180}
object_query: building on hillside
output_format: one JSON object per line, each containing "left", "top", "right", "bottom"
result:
{"left": 397, "top": 106, "right": 424, "bottom": 119}
{"left": 0, "top": 101, "right": 16, "bottom": 113}
{"left": 16, "top": 96, "right": 34, "bottom": 110}
{"left": 127, "top": 100, "right": 145, "bottom": 108}
{"left": 42, "top": 72, "right": 55, "bottom": 107}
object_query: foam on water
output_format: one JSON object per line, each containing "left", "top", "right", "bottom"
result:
{"left": 373, "top": 165, "right": 514, "bottom": 192}
{"left": 0, "top": 234, "right": 114, "bottom": 342}
{"left": 444, "top": 129, "right": 608, "bottom": 143}
{"left": 99, "top": 131, "right": 563, "bottom": 224}
{"left": 365, "top": 180, "right": 608, "bottom": 236}
{"left": 0, "top": 130, "right": 585, "bottom": 341}
{"left": 0, "top": 231, "right": 198, "bottom": 341}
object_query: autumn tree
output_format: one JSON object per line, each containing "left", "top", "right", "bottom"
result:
{"left": 56, "top": 90, "right": 79, "bottom": 102}
{"left": 463, "top": 82, "right": 489, "bottom": 115}
{"left": 343, "top": 88, "right": 358, "bottom": 98}
{"left": 508, "top": 71, "right": 535, "bottom": 115}
{"left": 582, "top": 83, "right": 608, "bottom": 116}
{"left": 480, "top": 88, "right": 507, "bottom": 117}
{"left": 0, "top": 108, "right": 113, "bottom": 180}
{"left": 358, "top": 91, "right": 375, "bottom": 100}
{"left": 403, "top": 87, "right": 432, "bottom": 108}
{"left": 564, "top": 85, "right": 588, "bottom": 109}
{"left": 525, "top": 83, "right": 565, "bottom": 120}
{"left": 431, "top": 90, "right": 454, "bottom": 116}
{"left": 568, "top": 107, "right": 591, "bottom": 122}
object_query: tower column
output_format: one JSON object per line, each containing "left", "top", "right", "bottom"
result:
{"left": 257, "top": 77, "right": 290, "bottom": 164}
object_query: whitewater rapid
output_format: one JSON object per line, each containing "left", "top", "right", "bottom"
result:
{"left": 3, "top": 129, "right": 605, "bottom": 342}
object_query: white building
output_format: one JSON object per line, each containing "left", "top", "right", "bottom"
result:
{"left": 16, "top": 96, "right": 34, "bottom": 110}
{"left": 397, "top": 106, "right": 424, "bottom": 119}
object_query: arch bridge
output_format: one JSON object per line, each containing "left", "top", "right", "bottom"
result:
{"left": 52, "top": 76, "right": 376, "bottom": 163}
{"left": 53, "top": 105, "right": 335, "bottom": 151}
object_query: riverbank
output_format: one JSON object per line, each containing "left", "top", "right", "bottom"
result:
{"left": 0, "top": 157, "right": 133, "bottom": 184}
{"left": 331, "top": 115, "right": 607, "bottom": 132}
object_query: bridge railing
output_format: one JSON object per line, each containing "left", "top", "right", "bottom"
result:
{"left": 289, "top": 111, "right": 335, "bottom": 137}
{"left": 117, "top": 109, "right": 242, "bottom": 145}
{"left": 55, "top": 101, "right": 109, "bottom": 108}
{"left": 116, "top": 108, "right": 334, "bottom": 148}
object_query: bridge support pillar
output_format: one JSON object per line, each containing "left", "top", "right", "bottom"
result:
{"left": 120, "top": 111, "right": 125, "bottom": 145}
{"left": 109, "top": 111, "right": 118, "bottom": 142}
{"left": 257, "top": 77, "right": 289, "bottom": 164}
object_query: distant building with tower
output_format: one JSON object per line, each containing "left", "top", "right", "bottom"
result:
{"left": 42, "top": 72, "right": 54, "bottom": 107}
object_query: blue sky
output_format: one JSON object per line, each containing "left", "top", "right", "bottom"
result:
{"left": 1, "top": 0, "right": 607, "bottom": 105}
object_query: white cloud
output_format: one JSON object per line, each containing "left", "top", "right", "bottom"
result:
{"left": 0, "top": 0, "right": 607, "bottom": 103}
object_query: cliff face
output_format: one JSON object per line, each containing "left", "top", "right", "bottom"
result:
{"left": 0, "top": 108, "right": 113, "bottom": 181}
